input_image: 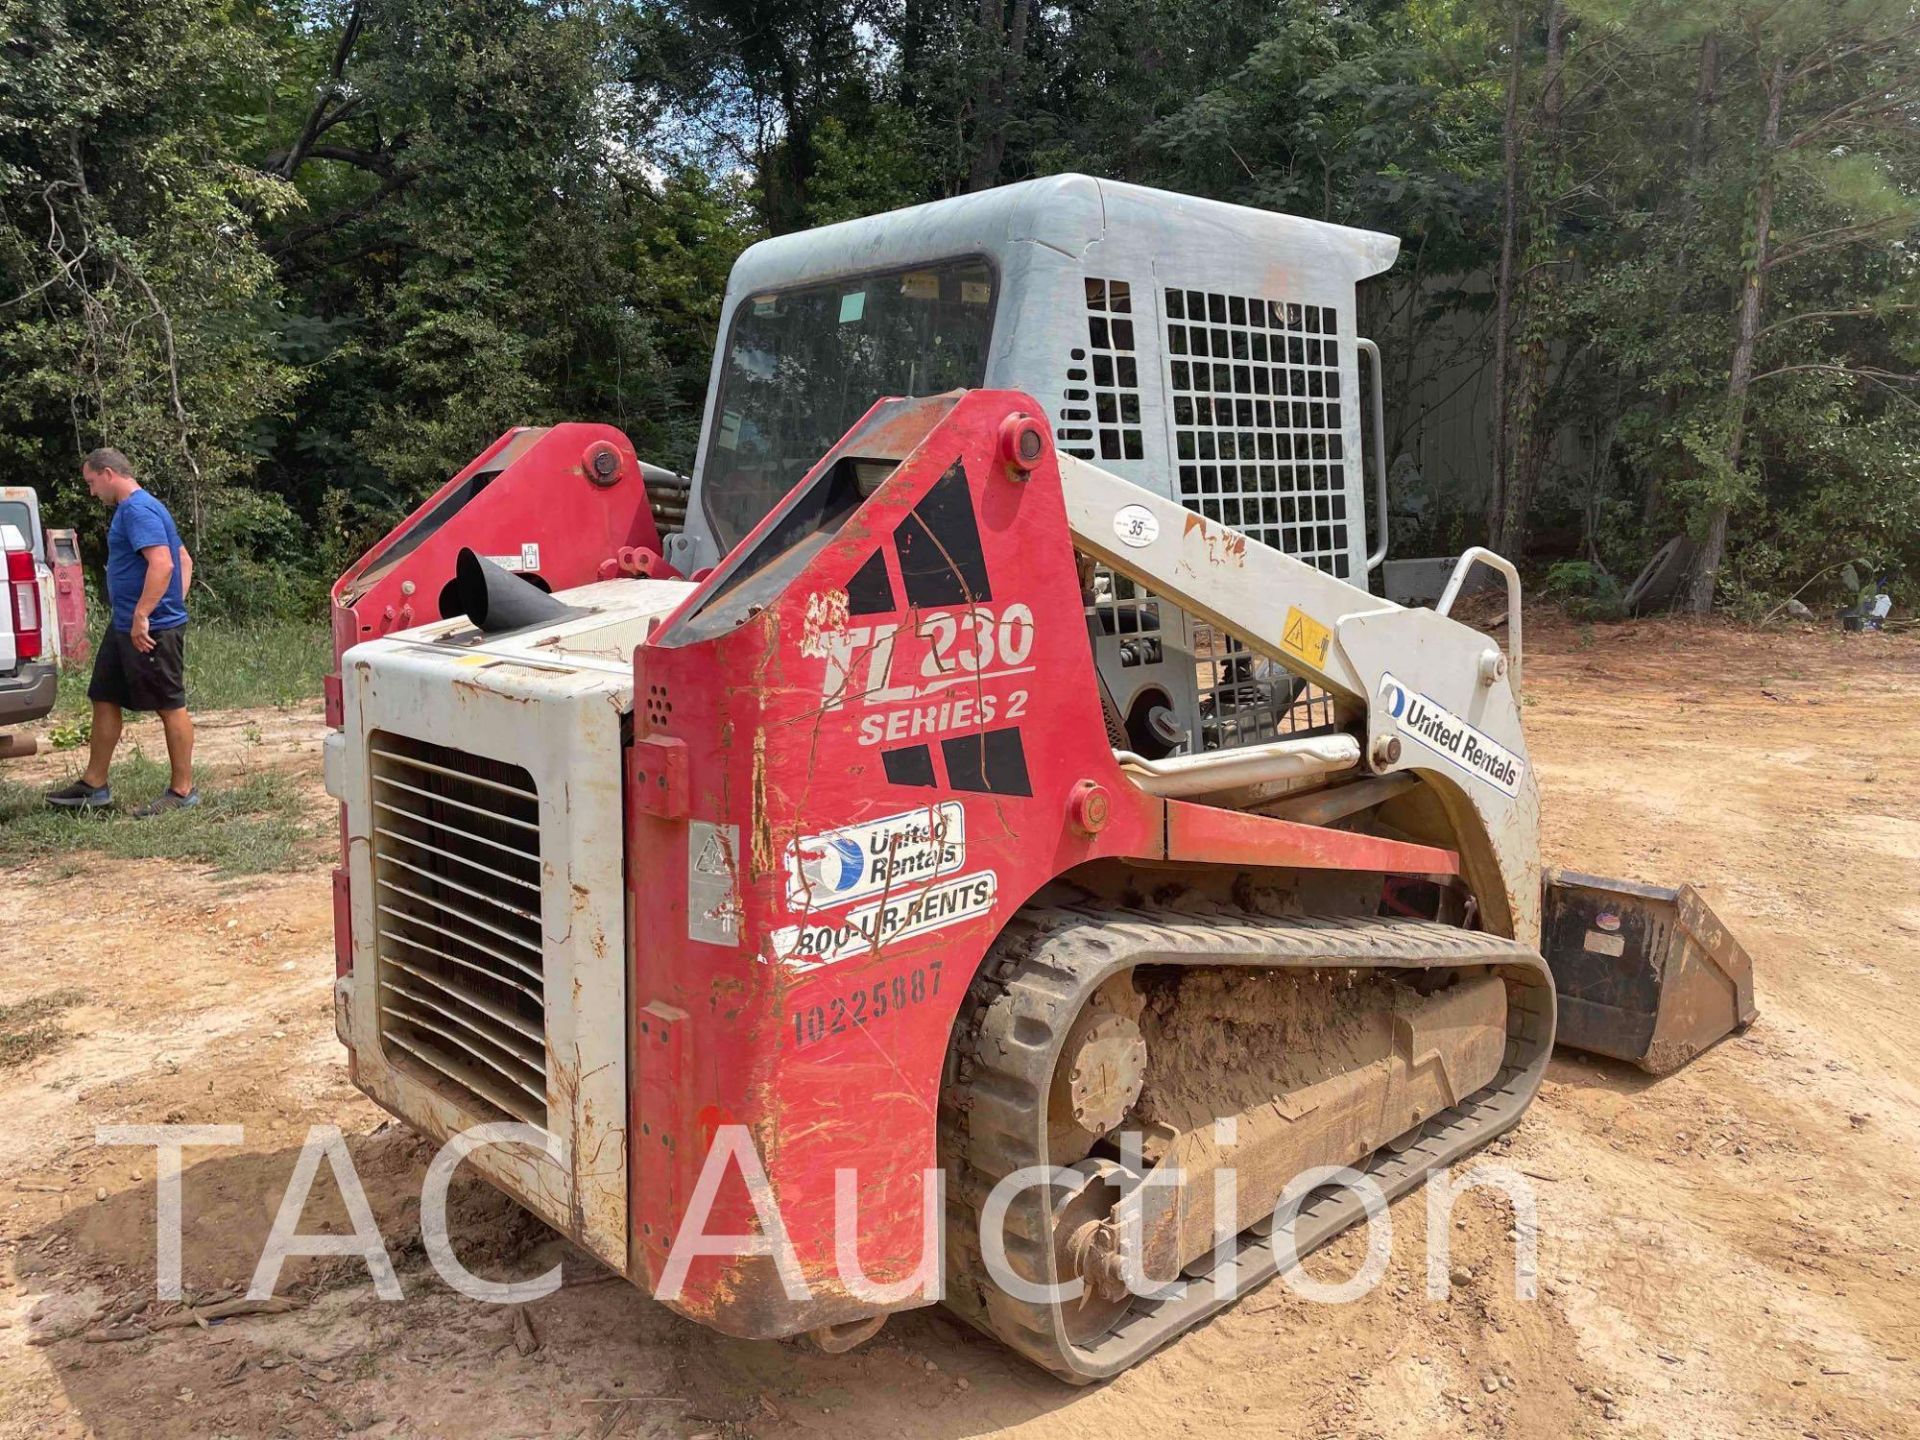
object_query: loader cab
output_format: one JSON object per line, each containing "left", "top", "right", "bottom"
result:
{"left": 671, "top": 175, "right": 1399, "bottom": 762}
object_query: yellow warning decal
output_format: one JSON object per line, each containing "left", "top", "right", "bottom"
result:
{"left": 1279, "top": 605, "right": 1333, "bottom": 668}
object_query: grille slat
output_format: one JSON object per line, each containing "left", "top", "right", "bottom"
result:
{"left": 383, "top": 1030, "right": 545, "bottom": 1123}
{"left": 372, "top": 745, "right": 547, "bottom": 802}
{"left": 373, "top": 772, "right": 540, "bottom": 833}
{"left": 377, "top": 849, "right": 541, "bottom": 923}
{"left": 381, "top": 963, "right": 543, "bottom": 1045}
{"left": 380, "top": 981, "right": 545, "bottom": 1077}
{"left": 378, "top": 918, "right": 543, "bottom": 991}
{"left": 374, "top": 799, "right": 543, "bottom": 867}
{"left": 369, "top": 732, "right": 547, "bottom": 1131}
{"left": 372, "top": 823, "right": 542, "bottom": 895}
{"left": 377, "top": 875, "right": 543, "bottom": 956}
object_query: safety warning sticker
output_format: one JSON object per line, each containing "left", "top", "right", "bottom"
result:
{"left": 686, "top": 820, "right": 741, "bottom": 945}
{"left": 481, "top": 543, "right": 541, "bottom": 573}
{"left": 1279, "top": 605, "right": 1333, "bottom": 669}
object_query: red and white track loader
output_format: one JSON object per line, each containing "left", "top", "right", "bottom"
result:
{"left": 322, "top": 177, "right": 1755, "bottom": 1379}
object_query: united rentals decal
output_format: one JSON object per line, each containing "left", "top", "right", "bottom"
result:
{"left": 769, "top": 870, "right": 998, "bottom": 972}
{"left": 1380, "top": 674, "right": 1525, "bottom": 798}
{"left": 784, "top": 802, "right": 966, "bottom": 911}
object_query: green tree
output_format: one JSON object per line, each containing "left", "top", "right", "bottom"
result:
{"left": 0, "top": 0, "right": 302, "bottom": 580}
{"left": 1563, "top": 0, "right": 1920, "bottom": 610}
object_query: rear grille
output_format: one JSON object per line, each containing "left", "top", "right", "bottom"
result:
{"left": 368, "top": 732, "right": 547, "bottom": 1130}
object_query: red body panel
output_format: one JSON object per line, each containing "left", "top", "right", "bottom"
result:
{"left": 328, "top": 422, "right": 662, "bottom": 671}
{"left": 620, "top": 392, "right": 1456, "bottom": 1335}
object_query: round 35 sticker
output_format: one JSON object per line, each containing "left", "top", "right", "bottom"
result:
{"left": 1113, "top": 504, "right": 1159, "bottom": 548}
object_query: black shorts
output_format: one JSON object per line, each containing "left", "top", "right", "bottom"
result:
{"left": 88, "top": 624, "right": 188, "bottom": 712}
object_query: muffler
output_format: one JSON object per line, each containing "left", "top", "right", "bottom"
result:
{"left": 446, "top": 547, "right": 576, "bottom": 634}
{"left": 1541, "top": 870, "right": 1757, "bottom": 1074}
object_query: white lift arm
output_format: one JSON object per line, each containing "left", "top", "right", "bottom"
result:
{"left": 1055, "top": 453, "right": 1543, "bottom": 944}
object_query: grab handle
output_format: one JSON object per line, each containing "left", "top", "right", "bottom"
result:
{"left": 1437, "top": 546, "right": 1522, "bottom": 692}
{"left": 1357, "top": 337, "right": 1389, "bottom": 572}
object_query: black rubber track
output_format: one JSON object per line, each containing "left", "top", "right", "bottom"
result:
{"left": 938, "top": 906, "right": 1555, "bottom": 1382}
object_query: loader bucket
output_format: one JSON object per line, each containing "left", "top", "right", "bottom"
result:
{"left": 1541, "top": 870, "right": 1757, "bottom": 1075}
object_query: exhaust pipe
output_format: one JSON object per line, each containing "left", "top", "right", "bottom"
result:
{"left": 447, "top": 548, "right": 576, "bottom": 634}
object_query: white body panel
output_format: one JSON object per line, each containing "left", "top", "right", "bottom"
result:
{"left": 329, "top": 579, "right": 695, "bottom": 1269}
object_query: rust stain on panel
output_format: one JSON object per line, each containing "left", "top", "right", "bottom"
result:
{"left": 1183, "top": 512, "right": 1247, "bottom": 567}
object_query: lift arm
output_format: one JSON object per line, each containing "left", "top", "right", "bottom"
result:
{"left": 1059, "top": 454, "right": 1398, "bottom": 703}
{"left": 1055, "top": 452, "right": 1542, "bottom": 943}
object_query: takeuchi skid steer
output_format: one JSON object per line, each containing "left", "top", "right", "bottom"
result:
{"left": 322, "top": 178, "right": 1755, "bottom": 1381}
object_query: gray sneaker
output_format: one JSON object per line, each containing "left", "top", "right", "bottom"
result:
{"left": 46, "top": 778, "right": 113, "bottom": 810}
{"left": 132, "top": 788, "right": 200, "bottom": 818}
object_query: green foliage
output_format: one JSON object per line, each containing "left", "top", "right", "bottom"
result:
{"left": 193, "top": 490, "right": 319, "bottom": 620}
{"left": 176, "top": 619, "right": 331, "bottom": 710}
{"left": 806, "top": 111, "right": 930, "bottom": 226}
{"left": 0, "top": 0, "right": 1912, "bottom": 619}
{"left": 46, "top": 713, "right": 88, "bottom": 750}
{"left": 1541, "top": 559, "right": 1627, "bottom": 619}
{"left": 0, "top": 0, "right": 304, "bottom": 575}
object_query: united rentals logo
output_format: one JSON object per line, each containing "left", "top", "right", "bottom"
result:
{"left": 784, "top": 802, "right": 967, "bottom": 911}
{"left": 1381, "top": 674, "right": 1524, "bottom": 798}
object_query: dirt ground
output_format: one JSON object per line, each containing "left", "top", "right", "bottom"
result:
{"left": 2, "top": 617, "right": 1917, "bottom": 1440}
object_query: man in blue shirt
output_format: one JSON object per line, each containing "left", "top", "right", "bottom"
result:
{"left": 45, "top": 448, "right": 198, "bottom": 814}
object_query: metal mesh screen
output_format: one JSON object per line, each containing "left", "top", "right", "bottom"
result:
{"left": 1088, "top": 566, "right": 1164, "bottom": 669}
{"left": 1058, "top": 278, "right": 1146, "bottom": 463}
{"left": 1163, "top": 287, "right": 1346, "bottom": 750}
{"left": 1189, "top": 624, "right": 1337, "bottom": 750}
{"left": 1063, "top": 274, "right": 1349, "bottom": 755}
{"left": 1164, "top": 289, "right": 1350, "bottom": 579}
